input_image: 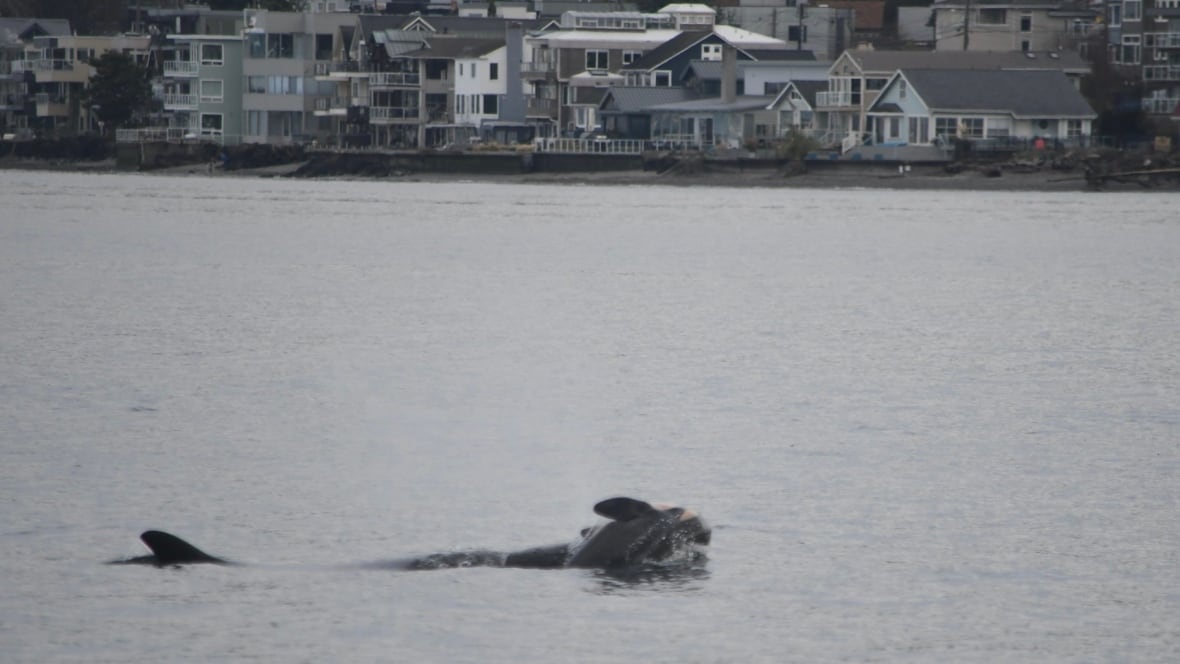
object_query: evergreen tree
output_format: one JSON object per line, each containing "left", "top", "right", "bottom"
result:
{"left": 83, "top": 51, "right": 153, "bottom": 135}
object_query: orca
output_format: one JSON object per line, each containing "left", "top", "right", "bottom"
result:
{"left": 109, "top": 530, "right": 229, "bottom": 567}
{"left": 110, "top": 497, "right": 710, "bottom": 571}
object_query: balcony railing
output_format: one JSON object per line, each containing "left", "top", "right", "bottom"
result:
{"left": 816, "top": 90, "right": 856, "bottom": 108}
{"left": 521, "top": 59, "right": 555, "bottom": 76}
{"left": 1142, "top": 96, "right": 1180, "bottom": 114}
{"left": 369, "top": 72, "right": 420, "bottom": 87}
{"left": 1145, "top": 32, "right": 1180, "bottom": 49}
{"left": 163, "top": 93, "right": 198, "bottom": 109}
{"left": 370, "top": 106, "right": 419, "bottom": 122}
{"left": 163, "top": 60, "right": 199, "bottom": 76}
{"left": 14, "top": 59, "right": 75, "bottom": 73}
{"left": 534, "top": 137, "right": 645, "bottom": 154}
{"left": 1143, "top": 65, "right": 1180, "bottom": 81}
{"left": 526, "top": 97, "right": 557, "bottom": 117}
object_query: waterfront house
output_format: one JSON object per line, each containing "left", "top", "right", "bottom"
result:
{"left": 863, "top": 68, "right": 1096, "bottom": 147}
{"left": 816, "top": 48, "right": 1091, "bottom": 149}
{"left": 1, "top": 18, "right": 71, "bottom": 136}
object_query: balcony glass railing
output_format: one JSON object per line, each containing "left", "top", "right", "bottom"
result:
{"left": 164, "top": 61, "right": 199, "bottom": 76}
{"left": 369, "top": 72, "right": 420, "bottom": 87}
{"left": 371, "top": 106, "right": 419, "bottom": 120}
{"left": 816, "top": 90, "right": 856, "bottom": 108}
{"left": 163, "top": 93, "right": 198, "bottom": 108}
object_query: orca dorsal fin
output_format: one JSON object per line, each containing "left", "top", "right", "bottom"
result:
{"left": 140, "top": 530, "right": 225, "bottom": 566}
{"left": 593, "top": 497, "right": 656, "bottom": 522}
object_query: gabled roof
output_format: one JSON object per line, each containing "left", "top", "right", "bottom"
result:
{"left": 599, "top": 86, "right": 699, "bottom": 112}
{"left": 783, "top": 79, "right": 825, "bottom": 107}
{"left": 841, "top": 48, "right": 1090, "bottom": 75}
{"left": 877, "top": 68, "right": 1095, "bottom": 117}
{"left": 622, "top": 30, "right": 751, "bottom": 72}
{"left": 0, "top": 18, "right": 71, "bottom": 45}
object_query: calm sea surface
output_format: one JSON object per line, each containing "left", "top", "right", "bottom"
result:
{"left": 1, "top": 171, "right": 1177, "bottom": 662}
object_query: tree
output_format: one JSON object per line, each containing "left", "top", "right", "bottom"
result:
{"left": 83, "top": 51, "right": 153, "bottom": 135}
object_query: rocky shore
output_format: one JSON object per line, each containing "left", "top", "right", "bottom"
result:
{"left": 4, "top": 142, "right": 1179, "bottom": 192}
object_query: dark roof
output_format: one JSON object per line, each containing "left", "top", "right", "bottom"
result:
{"left": 623, "top": 31, "right": 712, "bottom": 72}
{"left": 791, "top": 80, "right": 825, "bottom": 106}
{"left": 893, "top": 68, "right": 1095, "bottom": 117}
{"left": 744, "top": 48, "right": 816, "bottom": 61}
{"left": 649, "top": 95, "right": 775, "bottom": 113}
{"left": 0, "top": 18, "right": 71, "bottom": 44}
{"left": 537, "top": 0, "right": 640, "bottom": 17}
{"left": 406, "top": 37, "right": 504, "bottom": 59}
{"left": 599, "top": 86, "right": 700, "bottom": 112}
{"left": 845, "top": 49, "right": 1090, "bottom": 74}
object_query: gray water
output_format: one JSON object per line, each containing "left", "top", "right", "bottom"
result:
{"left": 1, "top": 171, "right": 1177, "bottom": 662}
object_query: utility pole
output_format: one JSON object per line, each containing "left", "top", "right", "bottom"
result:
{"left": 963, "top": 0, "right": 971, "bottom": 50}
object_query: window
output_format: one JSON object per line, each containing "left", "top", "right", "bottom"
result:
{"left": 764, "top": 81, "right": 786, "bottom": 95}
{"left": 1020, "top": 14, "right": 1031, "bottom": 32}
{"left": 653, "top": 70, "right": 671, "bottom": 86}
{"left": 315, "top": 34, "right": 333, "bottom": 60}
{"left": 899, "top": 79, "right": 907, "bottom": 99}
{"left": 585, "top": 49, "right": 608, "bottom": 71}
{"left": 1067, "top": 120, "right": 1082, "bottom": 137}
{"left": 247, "top": 110, "right": 263, "bottom": 135}
{"left": 865, "top": 77, "right": 887, "bottom": 91}
{"left": 1108, "top": 3, "right": 1121, "bottom": 26}
{"left": 1120, "top": 35, "right": 1141, "bottom": 64}
{"left": 977, "top": 8, "right": 1007, "bottom": 24}
{"left": 701, "top": 43, "right": 722, "bottom": 61}
{"left": 1124, "top": 0, "right": 1141, "bottom": 21}
{"left": 489, "top": 62, "right": 498, "bottom": 80}
{"left": 459, "top": 63, "right": 464, "bottom": 76}
{"left": 457, "top": 95, "right": 464, "bottom": 114}
{"left": 908, "top": 117, "right": 928, "bottom": 143}
{"left": 247, "top": 75, "right": 266, "bottom": 93}
{"left": 622, "top": 50, "right": 642, "bottom": 65}
{"left": 248, "top": 33, "right": 265, "bottom": 59}
{"left": 934, "top": 117, "right": 957, "bottom": 138}
{"left": 1021, "top": 40, "right": 1031, "bottom": 52}
{"left": 200, "top": 43, "right": 223, "bottom": 66}
{"left": 483, "top": 94, "right": 498, "bottom": 115}
{"left": 470, "top": 63, "right": 476, "bottom": 78}
{"left": 199, "top": 79, "right": 223, "bottom": 102}
{"left": 267, "top": 76, "right": 302, "bottom": 94}
{"left": 267, "top": 33, "right": 294, "bottom": 59}
{"left": 200, "top": 113, "right": 223, "bottom": 133}
{"left": 788, "top": 25, "right": 807, "bottom": 42}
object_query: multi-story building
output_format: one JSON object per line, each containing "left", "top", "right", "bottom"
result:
{"left": 240, "top": 9, "right": 357, "bottom": 145}
{"left": 11, "top": 32, "right": 151, "bottom": 137}
{"left": 929, "top": 0, "right": 1100, "bottom": 53}
{"left": 1107, "top": 0, "right": 1180, "bottom": 117}
{"left": 161, "top": 32, "right": 246, "bottom": 143}
{"left": 1, "top": 18, "right": 72, "bottom": 135}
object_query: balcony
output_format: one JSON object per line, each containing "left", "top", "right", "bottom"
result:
{"left": 1143, "top": 65, "right": 1180, "bottom": 81}
{"left": 1142, "top": 96, "right": 1180, "bottom": 114}
{"left": 521, "top": 59, "right": 555, "bottom": 78}
{"left": 816, "top": 90, "right": 857, "bottom": 108}
{"left": 526, "top": 97, "right": 558, "bottom": 117}
{"left": 34, "top": 92, "right": 68, "bottom": 116}
{"left": 163, "top": 60, "right": 199, "bottom": 77}
{"left": 163, "top": 93, "right": 198, "bottom": 110}
{"left": 369, "top": 72, "right": 420, "bottom": 88}
{"left": 313, "top": 96, "right": 354, "bottom": 116}
{"left": 370, "top": 106, "right": 419, "bottom": 123}
{"left": 1144, "top": 32, "right": 1180, "bottom": 49}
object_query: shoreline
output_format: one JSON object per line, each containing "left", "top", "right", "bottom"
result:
{"left": 0, "top": 155, "right": 1130, "bottom": 192}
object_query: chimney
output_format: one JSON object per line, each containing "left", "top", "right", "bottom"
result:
{"left": 501, "top": 21, "right": 526, "bottom": 122}
{"left": 720, "top": 44, "right": 737, "bottom": 103}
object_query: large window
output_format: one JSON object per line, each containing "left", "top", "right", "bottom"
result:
{"left": 315, "top": 34, "right": 333, "bottom": 60}
{"left": 1019, "top": 14, "right": 1032, "bottom": 32}
{"left": 267, "top": 76, "right": 303, "bottom": 94}
{"left": 1116, "top": 35, "right": 1141, "bottom": 64}
{"left": 200, "top": 43, "right": 223, "bottom": 66}
{"left": 653, "top": 70, "right": 671, "bottom": 86}
{"left": 199, "top": 79, "right": 223, "bottom": 102}
{"left": 622, "top": 50, "right": 642, "bottom": 65}
{"left": 267, "top": 33, "right": 294, "bottom": 59}
{"left": 247, "top": 110, "right": 263, "bottom": 135}
{"left": 247, "top": 75, "right": 266, "bottom": 93}
{"left": 483, "top": 94, "right": 498, "bottom": 115}
{"left": 248, "top": 34, "right": 265, "bottom": 59}
{"left": 1124, "top": 0, "right": 1141, "bottom": 21}
{"left": 489, "top": 62, "right": 499, "bottom": 80}
{"left": 200, "top": 113, "right": 223, "bottom": 133}
{"left": 977, "top": 8, "right": 1007, "bottom": 24}
{"left": 585, "top": 49, "right": 608, "bottom": 71}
